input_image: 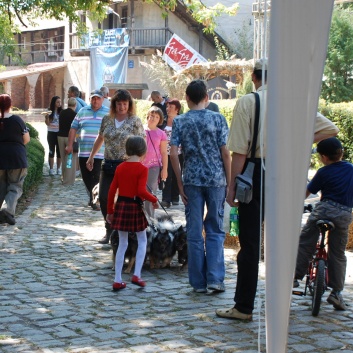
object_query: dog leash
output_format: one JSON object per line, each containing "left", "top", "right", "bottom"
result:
{"left": 146, "top": 184, "right": 173, "bottom": 220}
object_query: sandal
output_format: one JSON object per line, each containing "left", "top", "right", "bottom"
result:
{"left": 131, "top": 275, "right": 146, "bottom": 287}
{"left": 112, "top": 282, "right": 126, "bottom": 291}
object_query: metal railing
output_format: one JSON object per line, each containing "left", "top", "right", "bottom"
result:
{"left": 69, "top": 27, "right": 173, "bottom": 51}
{"left": 5, "top": 43, "right": 65, "bottom": 66}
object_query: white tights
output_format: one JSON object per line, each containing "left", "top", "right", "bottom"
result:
{"left": 114, "top": 230, "right": 147, "bottom": 283}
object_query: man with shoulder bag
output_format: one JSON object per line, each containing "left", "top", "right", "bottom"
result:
{"left": 216, "top": 59, "right": 340, "bottom": 322}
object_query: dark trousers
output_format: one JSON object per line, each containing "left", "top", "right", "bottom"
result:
{"left": 47, "top": 131, "right": 60, "bottom": 158}
{"left": 79, "top": 157, "right": 102, "bottom": 204}
{"left": 234, "top": 159, "right": 265, "bottom": 314}
{"left": 99, "top": 170, "right": 114, "bottom": 231}
{"left": 163, "top": 154, "right": 184, "bottom": 203}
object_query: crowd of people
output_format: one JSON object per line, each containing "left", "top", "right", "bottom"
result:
{"left": 1, "top": 60, "right": 351, "bottom": 314}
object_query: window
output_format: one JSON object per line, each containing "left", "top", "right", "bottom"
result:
{"left": 121, "top": 7, "right": 128, "bottom": 28}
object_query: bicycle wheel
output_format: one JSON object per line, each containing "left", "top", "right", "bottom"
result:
{"left": 311, "top": 259, "right": 325, "bottom": 316}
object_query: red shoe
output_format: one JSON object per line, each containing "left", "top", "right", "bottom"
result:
{"left": 131, "top": 275, "right": 146, "bottom": 287}
{"left": 112, "top": 282, "right": 126, "bottom": 291}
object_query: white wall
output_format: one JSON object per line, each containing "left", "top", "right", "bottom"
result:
{"left": 204, "top": 0, "right": 254, "bottom": 55}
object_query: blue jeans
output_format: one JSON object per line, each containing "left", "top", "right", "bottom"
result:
{"left": 184, "top": 185, "right": 226, "bottom": 290}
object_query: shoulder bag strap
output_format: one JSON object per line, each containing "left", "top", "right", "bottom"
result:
{"left": 147, "top": 131, "right": 162, "bottom": 168}
{"left": 250, "top": 92, "right": 260, "bottom": 160}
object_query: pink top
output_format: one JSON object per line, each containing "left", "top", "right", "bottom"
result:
{"left": 142, "top": 128, "right": 167, "bottom": 168}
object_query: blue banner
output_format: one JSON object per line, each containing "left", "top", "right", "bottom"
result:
{"left": 89, "top": 28, "right": 129, "bottom": 89}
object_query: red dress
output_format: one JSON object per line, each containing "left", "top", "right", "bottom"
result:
{"left": 108, "top": 161, "right": 158, "bottom": 232}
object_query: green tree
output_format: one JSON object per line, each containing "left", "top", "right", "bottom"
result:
{"left": 321, "top": 7, "right": 353, "bottom": 103}
{"left": 214, "top": 36, "right": 233, "bottom": 61}
{"left": 148, "top": 1, "right": 239, "bottom": 34}
{"left": 234, "top": 20, "right": 253, "bottom": 59}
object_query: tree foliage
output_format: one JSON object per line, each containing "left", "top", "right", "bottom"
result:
{"left": 214, "top": 36, "right": 234, "bottom": 61}
{"left": 145, "top": 1, "right": 239, "bottom": 34}
{"left": 233, "top": 20, "right": 253, "bottom": 59}
{"left": 321, "top": 6, "right": 353, "bottom": 103}
{"left": 0, "top": 0, "right": 109, "bottom": 56}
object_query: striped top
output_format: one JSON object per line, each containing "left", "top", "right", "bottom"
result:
{"left": 71, "top": 104, "right": 109, "bottom": 158}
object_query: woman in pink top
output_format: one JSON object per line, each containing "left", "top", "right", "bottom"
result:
{"left": 142, "top": 106, "right": 168, "bottom": 218}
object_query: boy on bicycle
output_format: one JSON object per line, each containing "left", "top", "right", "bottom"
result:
{"left": 294, "top": 137, "right": 353, "bottom": 310}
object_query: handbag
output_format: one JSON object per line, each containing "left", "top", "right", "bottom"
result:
{"left": 235, "top": 92, "right": 260, "bottom": 204}
{"left": 147, "top": 131, "right": 165, "bottom": 190}
{"left": 101, "top": 159, "right": 124, "bottom": 175}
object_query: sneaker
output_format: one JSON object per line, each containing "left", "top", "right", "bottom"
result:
{"left": 172, "top": 201, "right": 179, "bottom": 206}
{"left": 49, "top": 169, "right": 55, "bottom": 176}
{"left": 216, "top": 307, "right": 252, "bottom": 321}
{"left": 208, "top": 283, "right": 225, "bottom": 292}
{"left": 293, "top": 279, "right": 300, "bottom": 288}
{"left": 193, "top": 288, "right": 207, "bottom": 293}
{"left": 57, "top": 168, "right": 62, "bottom": 175}
{"left": 160, "top": 201, "right": 171, "bottom": 208}
{"left": 327, "top": 291, "right": 347, "bottom": 310}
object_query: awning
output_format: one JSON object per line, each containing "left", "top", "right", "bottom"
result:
{"left": 0, "top": 62, "right": 67, "bottom": 81}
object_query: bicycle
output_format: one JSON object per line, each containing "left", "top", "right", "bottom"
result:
{"left": 293, "top": 215, "right": 335, "bottom": 317}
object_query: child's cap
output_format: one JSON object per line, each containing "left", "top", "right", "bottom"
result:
{"left": 316, "top": 137, "right": 343, "bottom": 156}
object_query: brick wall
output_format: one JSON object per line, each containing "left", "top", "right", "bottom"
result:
{"left": 11, "top": 77, "right": 27, "bottom": 110}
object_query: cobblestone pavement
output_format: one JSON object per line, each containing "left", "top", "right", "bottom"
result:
{"left": 1, "top": 122, "right": 353, "bottom": 353}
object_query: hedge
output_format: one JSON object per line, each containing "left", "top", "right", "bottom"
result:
{"left": 23, "top": 123, "right": 45, "bottom": 196}
{"left": 135, "top": 99, "right": 236, "bottom": 126}
{"left": 137, "top": 99, "right": 353, "bottom": 162}
{"left": 319, "top": 100, "right": 353, "bottom": 162}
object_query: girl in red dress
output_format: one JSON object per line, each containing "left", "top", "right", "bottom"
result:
{"left": 107, "top": 136, "right": 158, "bottom": 290}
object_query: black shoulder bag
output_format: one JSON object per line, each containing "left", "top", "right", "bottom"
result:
{"left": 234, "top": 92, "right": 260, "bottom": 204}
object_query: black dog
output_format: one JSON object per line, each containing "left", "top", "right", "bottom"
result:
{"left": 110, "top": 216, "right": 187, "bottom": 271}
{"left": 149, "top": 215, "right": 187, "bottom": 269}
{"left": 149, "top": 227, "right": 176, "bottom": 269}
{"left": 173, "top": 225, "right": 188, "bottom": 270}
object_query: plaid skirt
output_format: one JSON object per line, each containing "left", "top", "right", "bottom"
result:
{"left": 111, "top": 198, "right": 148, "bottom": 232}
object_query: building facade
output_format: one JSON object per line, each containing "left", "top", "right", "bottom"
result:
{"left": 0, "top": 1, "right": 223, "bottom": 109}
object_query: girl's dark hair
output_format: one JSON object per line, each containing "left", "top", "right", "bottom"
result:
{"left": 167, "top": 98, "right": 181, "bottom": 114}
{"left": 48, "top": 96, "right": 62, "bottom": 122}
{"left": 125, "top": 136, "right": 147, "bottom": 157}
{"left": 0, "top": 94, "right": 11, "bottom": 118}
{"left": 110, "top": 89, "right": 136, "bottom": 117}
{"left": 147, "top": 106, "right": 164, "bottom": 125}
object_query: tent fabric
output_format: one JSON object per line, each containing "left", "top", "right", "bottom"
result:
{"left": 265, "top": 0, "right": 335, "bottom": 352}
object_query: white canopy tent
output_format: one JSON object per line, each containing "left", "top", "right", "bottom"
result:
{"left": 265, "top": 0, "right": 335, "bottom": 352}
